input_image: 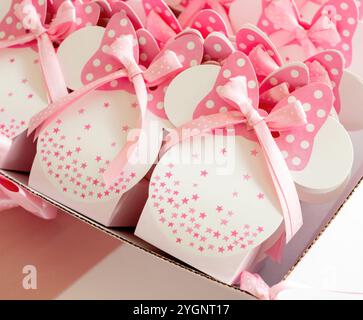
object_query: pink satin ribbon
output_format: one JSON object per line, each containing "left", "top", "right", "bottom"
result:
{"left": 146, "top": 10, "right": 179, "bottom": 45}
{"left": 240, "top": 271, "right": 363, "bottom": 300}
{"left": 164, "top": 76, "right": 304, "bottom": 242}
{"left": 28, "top": 35, "right": 183, "bottom": 186}
{"left": 260, "top": 82, "right": 291, "bottom": 110}
{"left": 178, "top": 0, "right": 234, "bottom": 35}
{"left": 248, "top": 45, "right": 280, "bottom": 78}
{"left": 0, "top": 0, "right": 76, "bottom": 103}
{"left": 306, "top": 60, "right": 332, "bottom": 87}
{"left": 265, "top": 0, "right": 341, "bottom": 57}
{"left": 0, "top": 176, "right": 57, "bottom": 220}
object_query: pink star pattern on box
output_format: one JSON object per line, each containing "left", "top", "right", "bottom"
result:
{"left": 149, "top": 161, "right": 266, "bottom": 255}
{"left": 36, "top": 91, "right": 140, "bottom": 201}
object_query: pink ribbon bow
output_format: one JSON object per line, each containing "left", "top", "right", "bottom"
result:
{"left": 178, "top": 0, "right": 234, "bottom": 35}
{"left": 28, "top": 34, "right": 183, "bottom": 186}
{"left": 164, "top": 76, "right": 305, "bottom": 242}
{"left": 0, "top": 0, "right": 77, "bottom": 103}
{"left": 265, "top": 0, "right": 341, "bottom": 57}
{"left": 0, "top": 176, "right": 57, "bottom": 220}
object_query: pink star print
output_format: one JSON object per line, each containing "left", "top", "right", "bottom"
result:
{"left": 84, "top": 124, "right": 91, "bottom": 130}
{"left": 165, "top": 172, "right": 173, "bottom": 179}
{"left": 192, "top": 194, "right": 199, "bottom": 201}
{"left": 200, "top": 170, "right": 208, "bottom": 177}
{"left": 231, "top": 230, "right": 238, "bottom": 237}
{"left": 250, "top": 149, "right": 258, "bottom": 156}
{"left": 216, "top": 205, "right": 223, "bottom": 213}
{"left": 213, "top": 231, "right": 221, "bottom": 238}
{"left": 220, "top": 219, "right": 228, "bottom": 226}
{"left": 243, "top": 174, "right": 251, "bottom": 181}
{"left": 257, "top": 193, "right": 265, "bottom": 200}
{"left": 182, "top": 197, "right": 189, "bottom": 204}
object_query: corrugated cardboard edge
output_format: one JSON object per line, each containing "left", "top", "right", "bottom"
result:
{"left": 2, "top": 169, "right": 362, "bottom": 299}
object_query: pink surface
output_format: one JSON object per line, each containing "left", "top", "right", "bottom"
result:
{"left": 0, "top": 207, "right": 120, "bottom": 299}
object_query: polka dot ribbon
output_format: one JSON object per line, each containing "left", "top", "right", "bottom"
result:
{"left": 265, "top": 0, "right": 341, "bottom": 58}
{"left": 164, "top": 76, "right": 306, "bottom": 242}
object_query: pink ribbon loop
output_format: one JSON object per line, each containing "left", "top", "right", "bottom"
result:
{"left": 265, "top": 0, "right": 341, "bottom": 57}
{"left": 178, "top": 0, "right": 234, "bottom": 35}
{"left": 164, "top": 76, "right": 304, "bottom": 242}
{"left": 248, "top": 45, "right": 280, "bottom": 78}
{"left": 143, "top": 50, "right": 183, "bottom": 86}
{"left": 260, "top": 82, "right": 291, "bottom": 109}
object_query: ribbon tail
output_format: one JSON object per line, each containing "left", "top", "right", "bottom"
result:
{"left": 103, "top": 73, "right": 149, "bottom": 187}
{"left": 178, "top": 0, "right": 206, "bottom": 28}
{"left": 254, "top": 121, "right": 303, "bottom": 242}
{"left": 37, "top": 34, "right": 69, "bottom": 103}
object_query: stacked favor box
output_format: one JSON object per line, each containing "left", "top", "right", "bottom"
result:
{"left": 0, "top": 0, "right": 363, "bottom": 299}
